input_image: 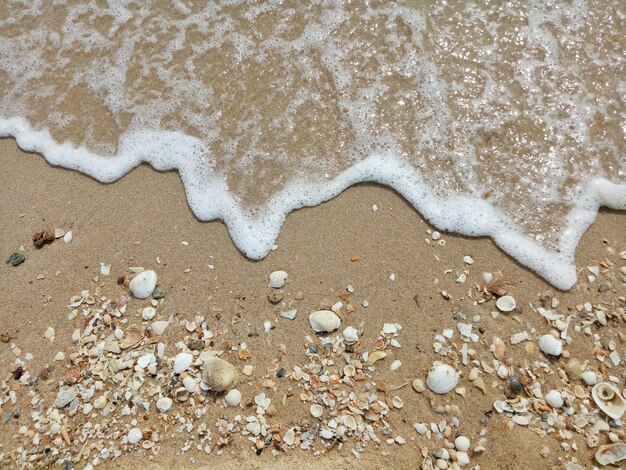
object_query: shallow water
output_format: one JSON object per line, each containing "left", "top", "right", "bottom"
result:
{"left": 1, "top": 1, "right": 625, "bottom": 288}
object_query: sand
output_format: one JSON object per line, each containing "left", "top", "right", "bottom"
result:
{"left": 1, "top": 137, "right": 625, "bottom": 469}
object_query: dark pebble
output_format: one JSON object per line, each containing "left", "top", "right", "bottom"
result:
{"left": 6, "top": 252, "right": 25, "bottom": 267}
{"left": 152, "top": 288, "right": 165, "bottom": 299}
{"left": 276, "top": 368, "right": 285, "bottom": 378}
{"left": 308, "top": 345, "right": 318, "bottom": 354}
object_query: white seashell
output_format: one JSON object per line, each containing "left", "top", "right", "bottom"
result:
{"left": 141, "top": 307, "right": 156, "bottom": 321}
{"left": 538, "top": 334, "right": 562, "bottom": 356}
{"left": 455, "top": 435, "right": 470, "bottom": 452}
{"left": 310, "top": 404, "right": 324, "bottom": 418}
{"left": 156, "top": 397, "right": 172, "bottom": 412}
{"left": 457, "top": 451, "right": 470, "bottom": 467}
{"left": 269, "top": 271, "right": 287, "bottom": 288}
{"left": 201, "top": 357, "right": 238, "bottom": 392}
{"left": 382, "top": 323, "right": 398, "bottom": 335}
{"left": 343, "top": 326, "right": 358, "bottom": 343}
{"left": 343, "top": 364, "right": 356, "bottom": 377}
{"left": 225, "top": 389, "right": 242, "bottom": 407}
{"left": 185, "top": 320, "right": 196, "bottom": 332}
{"left": 151, "top": 320, "right": 169, "bottom": 336}
{"left": 582, "top": 370, "right": 597, "bottom": 385}
{"left": 482, "top": 272, "right": 493, "bottom": 284}
{"left": 392, "top": 396, "right": 404, "bottom": 409}
{"left": 496, "top": 295, "right": 516, "bottom": 312}
{"left": 591, "top": 382, "right": 626, "bottom": 420}
{"left": 63, "top": 231, "right": 73, "bottom": 243}
{"left": 595, "top": 443, "right": 626, "bottom": 466}
{"left": 309, "top": 310, "right": 341, "bottom": 333}
{"left": 127, "top": 428, "right": 142, "bottom": 444}
{"left": 426, "top": 362, "right": 459, "bottom": 394}
{"left": 390, "top": 360, "right": 402, "bottom": 371}
{"left": 545, "top": 390, "right": 563, "bottom": 408}
{"left": 129, "top": 270, "right": 157, "bottom": 299}
{"left": 183, "top": 375, "right": 198, "bottom": 393}
{"left": 173, "top": 353, "right": 193, "bottom": 374}
{"left": 137, "top": 354, "right": 154, "bottom": 368}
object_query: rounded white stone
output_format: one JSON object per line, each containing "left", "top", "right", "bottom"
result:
{"left": 582, "top": 370, "right": 597, "bottom": 385}
{"left": 309, "top": 310, "right": 341, "bottom": 333}
{"left": 129, "top": 270, "right": 157, "bottom": 299}
{"left": 538, "top": 334, "right": 562, "bottom": 356}
{"left": 269, "top": 271, "right": 288, "bottom": 288}
{"left": 455, "top": 435, "right": 470, "bottom": 452}
{"left": 225, "top": 389, "right": 242, "bottom": 407}
{"left": 545, "top": 390, "right": 563, "bottom": 408}
{"left": 156, "top": 397, "right": 172, "bottom": 412}
{"left": 127, "top": 427, "right": 142, "bottom": 444}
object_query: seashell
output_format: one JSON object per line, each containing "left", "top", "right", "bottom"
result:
{"left": 185, "top": 320, "right": 196, "bottom": 332}
{"left": 156, "top": 397, "right": 172, "bottom": 412}
{"left": 182, "top": 375, "right": 198, "bottom": 393}
{"left": 141, "top": 307, "right": 156, "bottom": 321}
{"left": 366, "top": 350, "right": 387, "bottom": 365}
{"left": 201, "top": 357, "right": 238, "bottom": 392}
{"left": 538, "top": 334, "right": 562, "bottom": 356}
{"left": 545, "top": 390, "right": 563, "bottom": 408}
{"left": 492, "top": 337, "right": 506, "bottom": 360}
{"left": 310, "top": 404, "right": 324, "bottom": 418}
{"left": 595, "top": 443, "right": 626, "bottom": 466}
{"left": 127, "top": 428, "right": 142, "bottom": 444}
{"left": 309, "top": 310, "right": 341, "bottom": 333}
{"left": 582, "top": 370, "right": 597, "bottom": 385}
{"left": 269, "top": 271, "right": 288, "bottom": 288}
{"left": 343, "top": 326, "right": 358, "bottom": 343}
{"left": 412, "top": 378, "right": 425, "bottom": 393}
{"left": 426, "top": 362, "right": 459, "bottom": 394}
{"left": 392, "top": 396, "right": 404, "bottom": 409}
{"left": 173, "top": 353, "right": 193, "bottom": 374}
{"left": 591, "top": 382, "right": 626, "bottom": 420}
{"left": 564, "top": 358, "right": 582, "bottom": 380}
{"left": 485, "top": 271, "right": 509, "bottom": 296}
{"left": 120, "top": 325, "right": 144, "bottom": 349}
{"left": 455, "top": 435, "right": 470, "bottom": 452}
{"left": 174, "top": 387, "right": 189, "bottom": 402}
{"left": 343, "top": 365, "right": 356, "bottom": 377}
{"left": 496, "top": 295, "right": 516, "bottom": 312}
{"left": 129, "top": 270, "right": 157, "bottom": 299}
{"left": 151, "top": 320, "right": 169, "bottom": 336}
{"left": 225, "top": 389, "right": 241, "bottom": 407}
{"left": 54, "top": 386, "right": 78, "bottom": 408}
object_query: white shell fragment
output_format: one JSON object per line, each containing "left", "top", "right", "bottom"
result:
{"left": 309, "top": 310, "right": 341, "bottom": 333}
{"left": 496, "top": 295, "right": 516, "bottom": 312}
{"left": 591, "top": 382, "right": 626, "bottom": 420}
{"left": 310, "top": 404, "right": 324, "bottom": 418}
{"left": 127, "top": 428, "right": 142, "bottom": 444}
{"left": 141, "top": 307, "right": 156, "bottom": 321}
{"left": 225, "top": 389, "right": 242, "bottom": 407}
{"left": 151, "top": 320, "right": 169, "bottom": 336}
{"left": 156, "top": 397, "right": 173, "bottom": 412}
{"left": 426, "top": 362, "right": 459, "bottom": 394}
{"left": 545, "top": 390, "right": 563, "bottom": 409}
{"left": 63, "top": 231, "right": 73, "bottom": 243}
{"left": 173, "top": 353, "right": 193, "bottom": 374}
{"left": 201, "top": 357, "right": 238, "bottom": 392}
{"left": 582, "top": 370, "right": 597, "bottom": 385}
{"left": 595, "top": 443, "right": 626, "bottom": 466}
{"left": 538, "top": 334, "right": 562, "bottom": 356}
{"left": 343, "top": 326, "right": 358, "bottom": 343}
{"left": 129, "top": 270, "right": 157, "bottom": 299}
{"left": 269, "top": 270, "right": 288, "bottom": 288}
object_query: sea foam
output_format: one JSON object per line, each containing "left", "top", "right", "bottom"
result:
{"left": 1, "top": 1, "right": 625, "bottom": 290}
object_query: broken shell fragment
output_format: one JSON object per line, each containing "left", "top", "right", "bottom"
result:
{"left": 173, "top": 353, "right": 193, "bottom": 374}
{"left": 201, "top": 357, "right": 238, "bottom": 392}
{"left": 129, "top": 270, "right": 157, "bottom": 299}
{"left": 310, "top": 404, "right": 323, "bottom": 418}
{"left": 496, "top": 295, "right": 516, "bottom": 312}
{"left": 343, "top": 326, "right": 359, "bottom": 343}
{"left": 309, "top": 310, "right": 341, "bottom": 333}
{"left": 426, "top": 362, "right": 459, "bottom": 394}
{"left": 591, "top": 382, "right": 626, "bottom": 420}
{"left": 595, "top": 443, "right": 626, "bottom": 466}
{"left": 538, "top": 334, "right": 562, "bottom": 357}
{"left": 269, "top": 271, "right": 287, "bottom": 288}
{"left": 366, "top": 350, "right": 387, "bottom": 365}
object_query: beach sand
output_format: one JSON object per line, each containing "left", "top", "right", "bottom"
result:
{"left": 1, "top": 137, "right": 625, "bottom": 469}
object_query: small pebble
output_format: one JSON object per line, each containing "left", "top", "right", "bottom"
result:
{"left": 6, "top": 252, "right": 25, "bottom": 267}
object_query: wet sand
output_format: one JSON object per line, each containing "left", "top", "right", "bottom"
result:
{"left": 1, "top": 138, "right": 625, "bottom": 469}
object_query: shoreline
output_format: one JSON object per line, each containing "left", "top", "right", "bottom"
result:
{"left": 1, "top": 138, "right": 626, "bottom": 469}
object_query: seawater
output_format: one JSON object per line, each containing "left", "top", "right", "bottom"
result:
{"left": 1, "top": 1, "right": 625, "bottom": 289}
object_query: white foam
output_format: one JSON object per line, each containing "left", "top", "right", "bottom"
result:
{"left": 2, "top": 116, "right": 625, "bottom": 290}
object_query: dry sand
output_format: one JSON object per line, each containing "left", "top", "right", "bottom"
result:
{"left": 1, "top": 137, "right": 625, "bottom": 469}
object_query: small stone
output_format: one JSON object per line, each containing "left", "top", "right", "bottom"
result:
{"left": 269, "top": 271, "right": 288, "bottom": 288}
{"left": 455, "top": 435, "right": 470, "bottom": 452}
{"left": 127, "top": 428, "right": 142, "bottom": 444}
{"left": 564, "top": 358, "right": 582, "bottom": 380}
{"left": 152, "top": 288, "right": 165, "bottom": 299}
{"left": 280, "top": 309, "right": 297, "bottom": 320}
{"left": 54, "top": 351, "right": 65, "bottom": 361}
{"left": 156, "top": 397, "right": 172, "bottom": 412}
{"left": 545, "top": 390, "right": 563, "bottom": 408}
{"left": 343, "top": 326, "right": 358, "bottom": 343}
{"left": 225, "top": 389, "right": 242, "bottom": 407}
{"left": 129, "top": 270, "right": 158, "bottom": 299}
{"left": 582, "top": 370, "right": 597, "bottom": 385}
{"left": 6, "top": 252, "right": 25, "bottom": 267}
{"left": 412, "top": 378, "right": 426, "bottom": 393}
{"left": 141, "top": 307, "right": 156, "bottom": 321}
{"left": 538, "top": 334, "right": 562, "bottom": 356}
{"left": 44, "top": 327, "right": 55, "bottom": 342}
